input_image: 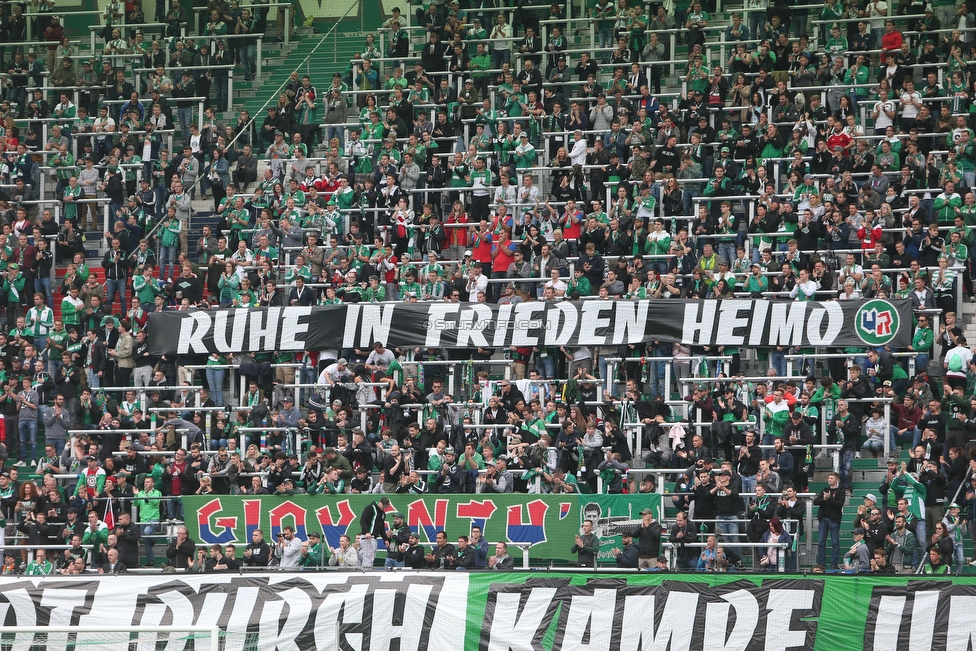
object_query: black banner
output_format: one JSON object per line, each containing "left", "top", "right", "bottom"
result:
{"left": 146, "top": 299, "right": 912, "bottom": 355}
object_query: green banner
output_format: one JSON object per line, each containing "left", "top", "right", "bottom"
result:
{"left": 577, "top": 495, "right": 666, "bottom": 564}
{"left": 463, "top": 573, "right": 973, "bottom": 651}
{"left": 184, "top": 494, "right": 661, "bottom": 563}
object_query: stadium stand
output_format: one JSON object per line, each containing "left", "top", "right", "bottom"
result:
{"left": 0, "top": 0, "right": 974, "bottom": 580}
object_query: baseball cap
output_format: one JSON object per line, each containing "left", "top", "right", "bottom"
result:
{"left": 853, "top": 527, "right": 866, "bottom": 535}
{"left": 337, "top": 358, "right": 348, "bottom": 365}
{"left": 864, "top": 493, "right": 878, "bottom": 503}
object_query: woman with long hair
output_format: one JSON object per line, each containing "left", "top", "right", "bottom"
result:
{"left": 359, "top": 94, "right": 378, "bottom": 129}
{"left": 728, "top": 73, "right": 751, "bottom": 126}
{"left": 748, "top": 92, "right": 765, "bottom": 127}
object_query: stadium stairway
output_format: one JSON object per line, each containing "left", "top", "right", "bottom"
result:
{"left": 223, "top": 26, "right": 365, "bottom": 129}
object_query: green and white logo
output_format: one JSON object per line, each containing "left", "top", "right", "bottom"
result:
{"left": 854, "top": 299, "right": 899, "bottom": 346}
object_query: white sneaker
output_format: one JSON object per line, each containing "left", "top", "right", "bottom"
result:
{"left": 969, "top": 558, "right": 976, "bottom": 566}
{"left": 29, "top": 460, "right": 36, "bottom": 467}
{"left": 12, "top": 460, "right": 25, "bottom": 467}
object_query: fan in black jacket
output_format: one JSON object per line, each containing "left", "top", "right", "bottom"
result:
{"left": 669, "top": 512, "right": 699, "bottom": 569}
{"left": 808, "top": 142, "right": 832, "bottom": 175}
{"left": 243, "top": 531, "right": 272, "bottom": 566}
{"left": 403, "top": 535, "right": 427, "bottom": 568}
{"left": 775, "top": 486, "right": 806, "bottom": 538}
{"left": 420, "top": 35, "right": 448, "bottom": 77}
{"left": 171, "top": 267, "right": 203, "bottom": 304}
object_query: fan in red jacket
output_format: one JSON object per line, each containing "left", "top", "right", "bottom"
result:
{"left": 858, "top": 219, "right": 883, "bottom": 251}
{"left": 880, "top": 21, "right": 903, "bottom": 56}
{"left": 825, "top": 128, "right": 853, "bottom": 158}
{"left": 314, "top": 167, "right": 341, "bottom": 201}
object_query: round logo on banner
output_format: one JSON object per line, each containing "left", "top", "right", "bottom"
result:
{"left": 854, "top": 299, "right": 899, "bottom": 346}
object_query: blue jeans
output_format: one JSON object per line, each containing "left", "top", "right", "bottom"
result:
{"left": 598, "top": 27, "right": 613, "bottom": 49}
{"left": 649, "top": 358, "right": 666, "bottom": 398}
{"left": 35, "top": 275, "right": 52, "bottom": 308}
{"left": 105, "top": 278, "right": 125, "bottom": 314}
{"left": 48, "top": 359, "right": 62, "bottom": 383}
{"left": 682, "top": 188, "right": 699, "bottom": 216}
{"left": 862, "top": 439, "right": 883, "bottom": 455}
{"left": 491, "top": 49, "right": 510, "bottom": 73}
{"left": 48, "top": 436, "right": 65, "bottom": 456}
{"left": 769, "top": 350, "right": 786, "bottom": 376}
{"left": 840, "top": 450, "right": 855, "bottom": 490}
{"left": 384, "top": 557, "right": 404, "bottom": 568}
{"left": 88, "top": 368, "right": 101, "bottom": 389}
{"left": 326, "top": 125, "right": 344, "bottom": 151}
{"left": 34, "top": 336, "right": 47, "bottom": 361}
{"left": 911, "top": 428, "right": 927, "bottom": 449}
{"left": 490, "top": 271, "right": 506, "bottom": 302}
{"left": 206, "top": 367, "right": 225, "bottom": 407}
{"left": 598, "top": 355, "right": 613, "bottom": 383}
{"left": 536, "top": 354, "right": 555, "bottom": 379}
{"left": 718, "top": 244, "right": 736, "bottom": 268}
{"left": 238, "top": 44, "right": 256, "bottom": 80}
{"left": 19, "top": 418, "right": 37, "bottom": 461}
{"left": 953, "top": 542, "right": 965, "bottom": 572}
{"left": 817, "top": 517, "right": 840, "bottom": 567}
{"left": 178, "top": 107, "right": 192, "bottom": 143}
{"left": 915, "top": 354, "right": 929, "bottom": 373}
{"left": 913, "top": 520, "right": 927, "bottom": 568}
{"left": 160, "top": 245, "right": 177, "bottom": 281}
{"left": 740, "top": 474, "right": 756, "bottom": 510}
{"left": 792, "top": 14, "right": 806, "bottom": 37}
{"left": 749, "top": 12, "right": 765, "bottom": 41}
{"left": 715, "top": 515, "right": 740, "bottom": 557}
{"left": 143, "top": 521, "right": 158, "bottom": 565}
{"left": 7, "top": 87, "right": 25, "bottom": 111}
{"left": 168, "top": 497, "right": 184, "bottom": 521}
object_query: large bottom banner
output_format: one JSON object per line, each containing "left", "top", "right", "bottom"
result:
{"left": 183, "top": 494, "right": 664, "bottom": 565}
{"left": 0, "top": 573, "right": 973, "bottom": 651}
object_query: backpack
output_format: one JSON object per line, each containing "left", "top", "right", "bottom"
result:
{"left": 822, "top": 250, "right": 840, "bottom": 272}
{"left": 948, "top": 352, "right": 965, "bottom": 373}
